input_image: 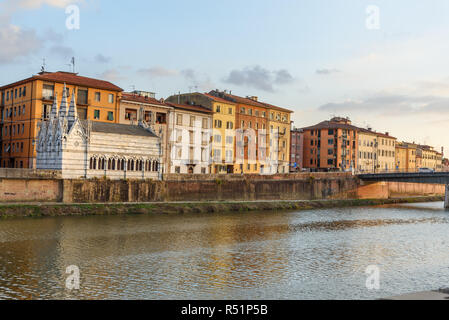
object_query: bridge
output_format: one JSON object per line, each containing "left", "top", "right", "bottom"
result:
{"left": 357, "top": 172, "right": 449, "bottom": 208}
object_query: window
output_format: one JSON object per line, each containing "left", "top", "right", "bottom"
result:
{"left": 190, "top": 116, "right": 195, "bottom": 127}
{"left": 177, "top": 114, "right": 183, "bottom": 125}
{"left": 226, "top": 136, "right": 233, "bottom": 144}
{"left": 202, "top": 118, "right": 209, "bottom": 129}
{"left": 214, "top": 135, "right": 222, "bottom": 143}
{"left": 42, "top": 84, "right": 54, "bottom": 100}
{"left": 216, "top": 105, "right": 221, "bottom": 113}
{"left": 94, "top": 110, "right": 100, "bottom": 119}
{"left": 228, "top": 108, "right": 233, "bottom": 115}
{"left": 226, "top": 121, "right": 233, "bottom": 129}
{"left": 328, "top": 139, "right": 334, "bottom": 145}
{"left": 95, "top": 92, "right": 101, "bottom": 102}
{"left": 108, "top": 94, "right": 114, "bottom": 103}
{"left": 77, "top": 89, "right": 88, "bottom": 104}
{"left": 156, "top": 113, "right": 167, "bottom": 124}
{"left": 214, "top": 120, "right": 222, "bottom": 128}
{"left": 107, "top": 112, "right": 114, "bottom": 121}
{"left": 240, "top": 107, "right": 246, "bottom": 114}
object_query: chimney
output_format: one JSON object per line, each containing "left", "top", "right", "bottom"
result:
{"left": 386, "top": 132, "right": 389, "bottom": 136}
{"left": 247, "top": 96, "right": 258, "bottom": 101}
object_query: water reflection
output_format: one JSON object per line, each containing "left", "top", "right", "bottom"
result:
{"left": 0, "top": 202, "right": 448, "bottom": 300}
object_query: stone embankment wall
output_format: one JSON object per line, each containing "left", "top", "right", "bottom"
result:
{"left": 0, "top": 172, "right": 445, "bottom": 204}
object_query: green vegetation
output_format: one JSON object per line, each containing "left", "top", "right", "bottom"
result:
{"left": 0, "top": 196, "right": 443, "bottom": 219}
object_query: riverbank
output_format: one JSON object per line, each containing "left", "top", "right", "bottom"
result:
{"left": 0, "top": 196, "right": 443, "bottom": 219}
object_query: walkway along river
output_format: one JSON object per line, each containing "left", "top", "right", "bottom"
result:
{"left": 0, "top": 201, "right": 448, "bottom": 299}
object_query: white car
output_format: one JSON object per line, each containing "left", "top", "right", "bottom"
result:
{"left": 418, "top": 168, "right": 435, "bottom": 173}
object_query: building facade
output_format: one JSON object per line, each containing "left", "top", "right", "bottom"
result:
{"left": 165, "top": 102, "right": 213, "bottom": 174}
{"left": 262, "top": 102, "right": 293, "bottom": 174}
{"left": 357, "top": 129, "right": 378, "bottom": 173}
{"left": 36, "top": 86, "right": 161, "bottom": 180}
{"left": 395, "top": 142, "right": 417, "bottom": 172}
{"left": 302, "top": 117, "right": 358, "bottom": 172}
{"left": 120, "top": 91, "right": 173, "bottom": 174}
{"left": 0, "top": 71, "right": 123, "bottom": 169}
{"left": 376, "top": 132, "right": 397, "bottom": 172}
{"left": 165, "top": 93, "right": 237, "bottom": 174}
{"left": 290, "top": 128, "right": 304, "bottom": 172}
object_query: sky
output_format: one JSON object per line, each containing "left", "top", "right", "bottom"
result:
{"left": 2, "top": 0, "right": 449, "bottom": 154}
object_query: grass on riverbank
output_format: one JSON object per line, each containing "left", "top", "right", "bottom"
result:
{"left": 0, "top": 196, "right": 444, "bottom": 219}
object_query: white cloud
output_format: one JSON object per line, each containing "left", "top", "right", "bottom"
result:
{"left": 0, "top": 24, "right": 41, "bottom": 64}
{"left": 138, "top": 67, "right": 179, "bottom": 77}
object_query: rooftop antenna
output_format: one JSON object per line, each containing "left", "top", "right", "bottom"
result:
{"left": 71, "top": 57, "right": 75, "bottom": 73}
{"left": 40, "top": 58, "right": 46, "bottom": 73}
{"left": 67, "top": 57, "right": 75, "bottom": 73}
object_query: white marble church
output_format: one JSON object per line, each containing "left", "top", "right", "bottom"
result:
{"left": 36, "top": 84, "right": 162, "bottom": 180}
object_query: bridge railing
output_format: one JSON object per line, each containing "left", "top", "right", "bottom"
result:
{"left": 354, "top": 168, "right": 449, "bottom": 175}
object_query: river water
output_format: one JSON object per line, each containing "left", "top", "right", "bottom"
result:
{"left": 0, "top": 202, "right": 448, "bottom": 300}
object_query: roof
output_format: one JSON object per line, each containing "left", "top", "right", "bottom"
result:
{"left": 259, "top": 101, "right": 294, "bottom": 113}
{"left": 301, "top": 120, "right": 361, "bottom": 132}
{"left": 202, "top": 93, "right": 236, "bottom": 105}
{"left": 0, "top": 71, "right": 123, "bottom": 92}
{"left": 209, "top": 91, "right": 268, "bottom": 108}
{"left": 165, "top": 102, "right": 213, "bottom": 114}
{"left": 87, "top": 121, "right": 158, "bottom": 138}
{"left": 301, "top": 120, "right": 397, "bottom": 139}
{"left": 121, "top": 92, "right": 170, "bottom": 107}
{"left": 208, "top": 90, "right": 294, "bottom": 113}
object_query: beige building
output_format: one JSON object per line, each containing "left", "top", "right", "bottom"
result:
{"left": 263, "top": 102, "right": 293, "bottom": 174}
{"left": 377, "top": 132, "right": 397, "bottom": 171}
{"left": 119, "top": 91, "right": 173, "bottom": 174}
{"left": 357, "top": 129, "right": 378, "bottom": 172}
{"left": 166, "top": 92, "right": 237, "bottom": 174}
{"left": 395, "top": 142, "right": 417, "bottom": 172}
{"left": 165, "top": 102, "right": 213, "bottom": 174}
{"left": 418, "top": 145, "right": 441, "bottom": 170}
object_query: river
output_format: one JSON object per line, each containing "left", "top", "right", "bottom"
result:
{"left": 0, "top": 201, "right": 448, "bottom": 300}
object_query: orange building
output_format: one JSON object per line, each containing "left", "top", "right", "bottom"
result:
{"left": 208, "top": 91, "right": 270, "bottom": 174}
{"left": 0, "top": 71, "right": 123, "bottom": 168}
{"left": 302, "top": 117, "right": 358, "bottom": 172}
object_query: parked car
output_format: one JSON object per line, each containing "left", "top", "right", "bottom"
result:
{"left": 418, "top": 167, "right": 435, "bottom": 173}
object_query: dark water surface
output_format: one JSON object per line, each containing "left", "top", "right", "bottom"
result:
{"left": 0, "top": 202, "right": 448, "bottom": 300}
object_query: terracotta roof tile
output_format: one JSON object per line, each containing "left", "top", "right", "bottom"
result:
{"left": 0, "top": 71, "right": 123, "bottom": 92}
{"left": 165, "top": 102, "right": 213, "bottom": 114}
{"left": 121, "top": 92, "right": 169, "bottom": 106}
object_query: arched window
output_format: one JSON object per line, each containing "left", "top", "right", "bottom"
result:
{"left": 112, "top": 159, "right": 116, "bottom": 171}
{"left": 108, "top": 159, "right": 112, "bottom": 170}
{"left": 93, "top": 158, "right": 97, "bottom": 170}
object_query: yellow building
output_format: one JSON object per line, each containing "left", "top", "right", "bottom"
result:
{"left": 0, "top": 71, "right": 122, "bottom": 168}
{"left": 357, "top": 129, "right": 378, "bottom": 172}
{"left": 263, "top": 102, "right": 293, "bottom": 174}
{"left": 165, "top": 93, "right": 237, "bottom": 174}
{"left": 377, "top": 132, "right": 397, "bottom": 172}
{"left": 395, "top": 142, "right": 417, "bottom": 172}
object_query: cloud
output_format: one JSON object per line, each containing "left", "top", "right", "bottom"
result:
{"left": 49, "top": 45, "right": 74, "bottom": 58}
{"left": 316, "top": 68, "right": 340, "bottom": 75}
{"left": 223, "top": 66, "right": 295, "bottom": 92}
{"left": 99, "top": 69, "right": 126, "bottom": 82}
{"left": 319, "top": 91, "right": 449, "bottom": 117}
{"left": 0, "top": 0, "right": 82, "bottom": 64}
{"left": 0, "top": 24, "right": 41, "bottom": 64}
{"left": 94, "top": 54, "right": 111, "bottom": 64}
{"left": 138, "top": 67, "right": 179, "bottom": 77}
